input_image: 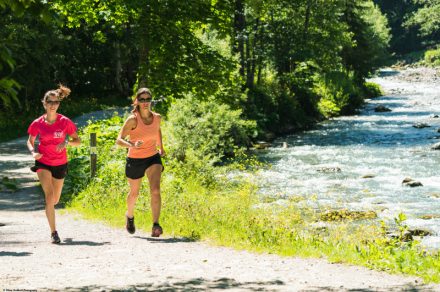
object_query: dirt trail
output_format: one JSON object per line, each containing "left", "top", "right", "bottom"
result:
{"left": 1, "top": 109, "right": 440, "bottom": 291}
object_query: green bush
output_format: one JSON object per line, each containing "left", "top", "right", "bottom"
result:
{"left": 316, "top": 71, "right": 362, "bottom": 117}
{"left": 363, "top": 82, "right": 383, "bottom": 99}
{"left": 424, "top": 48, "right": 440, "bottom": 67}
{"left": 164, "top": 94, "right": 257, "bottom": 164}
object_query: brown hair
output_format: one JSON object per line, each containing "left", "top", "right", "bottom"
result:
{"left": 42, "top": 84, "right": 71, "bottom": 102}
{"left": 132, "top": 87, "right": 152, "bottom": 113}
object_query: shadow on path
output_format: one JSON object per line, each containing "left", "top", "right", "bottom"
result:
{"left": 0, "top": 185, "right": 44, "bottom": 211}
{"left": 53, "top": 277, "right": 286, "bottom": 291}
{"left": 48, "top": 278, "right": 435, "bottom": 292}
{"left": 62, "top": 238, "right": 111, "bottom": 246}
{"left": 133, "top": 236, "right": 195, "bottom": 243}
{"left": 0, "top": 251, "right": 32, "bottom": 257}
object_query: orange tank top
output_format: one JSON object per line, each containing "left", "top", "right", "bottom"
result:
{"left": 127, "top": 112, "right": 161, "bottom": 158}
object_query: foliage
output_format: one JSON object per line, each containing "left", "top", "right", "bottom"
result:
{"left": 164, "top": 94, "right": 257, "bottom": 165}
{"left": 316, "top": 71, "right": 361, "bottom": 117}
{"left": 405, "top": 0, "right": 440, "bottom": 40}
{"left": 363, "top": 82, "right": 384, "bottom": 98}
{"left": 0, "top": 0, "right": 51, "bottom": 108}
{"left": 424, "top": 47, "right": 440, "bottom": 66}
{"left": 341, "top": 0, "right": 391, "bottom": 81}
{"left": 2, "top": 0, "right": 395, "bottom": 141}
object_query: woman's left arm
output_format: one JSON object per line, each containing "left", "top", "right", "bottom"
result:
{"left": 56, "top": 132, "right": 80, "bottom": 152}
{"left": 67, "top": 132, "right": 81, "bottom": 147}
{"left": 158, "top": 128, "right": 166, "bottom": 157}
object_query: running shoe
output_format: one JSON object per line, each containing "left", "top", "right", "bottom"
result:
{"left": 51, "top": 231, "right": 61, "bottom": 244}
{"left": 151, "top": 223, "right": 163, "bottom": 237}
{"left": 126, "top": 215, "right": 135, "bottom": 234}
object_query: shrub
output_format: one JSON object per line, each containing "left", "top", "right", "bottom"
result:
{"left": 424, "top": 48, "right": 440, "bottom": 67}
{"left": 363, "top": 82, "right": 383, "bottom": 99}
{"left": 164, "top": 94, "right": 257, "bottom": 164}
{"left": 316, "top": 71, "right": 361, "bottom": 117}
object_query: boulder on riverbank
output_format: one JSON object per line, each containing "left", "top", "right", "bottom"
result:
{"left": 374, "top": 105, "right": 392, "bottom": 112}
{"left": 431, "top": 142, "right": 440, "bottom": 150}
{"left": 402, "top": 177, "right": 423, "bottom": 187}
{"left": 317, "top": 167, "right": 341, "bottom": 173}
{"left": 253, "top": 141, "right": 271, "bottom": 149}
{"left": 413, "top": 122, "right": 430, "bottom": 129}
{"left": 389, "top": 228, "right": 433, "bottom": 242}
{"left": 320, "top": 209, "right": 377, "bottom": 222}
{"left": 361, "top": 174, "right": 376, "bottom": 179}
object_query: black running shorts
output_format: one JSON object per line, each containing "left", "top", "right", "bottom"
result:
{"left": 31, "top": 160, "right": 68, "bottom": 179}
{"left": 125, "top": 153, "right": 164, "bottom": 179}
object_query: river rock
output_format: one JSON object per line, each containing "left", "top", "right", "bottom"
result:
{"left": 317, "top": 167, "right": 341, "bottom": 173}
{"left": 320, "top": 209, "right": 377, "bottom": 221}
{"left": 431, "top": 142, "right": 440, "bottom": 150}
{"left": 408, "top": 228, "right": 433, "bottom": 237}
{"left": 402, "top": 177, "right": 423, "bottom": 187}
{"left": 419, "top": 214, "right": 440, "bottom": 220}
{"left": 254, "top": 141, "right": 271, "bottom": 149}
{"left": 430, "top": 193, "right": 440, "bottom": 199}
{"left": 374, "top": 105, "right": 392, "bottom": 112}
{"left": 404, "top": 181, "right": 423, "bottom": 187}
{"left": 402, "top": 177, "right": 413, "bottom": 184}
{"left": 412, "top": 122, "right": 430, "bottom": 129}
{"left": 361, "top": 174, "right": 376, "bottom": 179}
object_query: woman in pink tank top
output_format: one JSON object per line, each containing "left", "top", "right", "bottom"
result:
{"left": 116, "top": 88, "right": 165, "bottom": 237}
{"left": 26, "top": 85, "right": 81, "bottom": 244}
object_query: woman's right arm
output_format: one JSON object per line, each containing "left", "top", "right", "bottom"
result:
{"left": 27, "top": 135, "right": 42, "bottom": 160}
{"left": 116, "top": 116, "right": 136, "bottom": 148}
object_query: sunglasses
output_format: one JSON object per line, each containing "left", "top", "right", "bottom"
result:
{"left": 46, "top": 100, "right": 60, "bottom": 105}
{"left": 137, "top": 97, "right": 152, "bottom": 103}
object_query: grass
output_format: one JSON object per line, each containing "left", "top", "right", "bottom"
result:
{"left": 68, "top": 172, "right": 440, "bottom": 283}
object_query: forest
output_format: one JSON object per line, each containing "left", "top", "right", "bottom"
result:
{"left": 0, "top": 0, "right": 417, "bottom": 142}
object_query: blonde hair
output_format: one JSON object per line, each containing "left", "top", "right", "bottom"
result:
{"left": 42, "top": 84, "right": 71, "bottom": 102}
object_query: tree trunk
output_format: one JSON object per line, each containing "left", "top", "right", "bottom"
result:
{"left": 114, "top": 41, "right": 124, "bottom": 94}
{"left": 233, "top": 0, "right": 246, "bottom": 79}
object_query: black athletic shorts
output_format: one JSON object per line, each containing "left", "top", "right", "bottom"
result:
{"left": 125, "top": 153, "right": 164, "bottom": 179}
{"left": 31, "top": 160, "right": 68, "bottom": 179}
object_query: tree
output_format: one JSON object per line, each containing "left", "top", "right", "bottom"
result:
{"left": 0, "top": 0, "right": 50, "bottom": 108}
{"left": 405, "top": 0, "right": 440, "bottom": 43}
{"left": 341, "top": 0, "right": 390, "bottom": 81}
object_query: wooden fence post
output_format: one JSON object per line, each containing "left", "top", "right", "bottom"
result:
{"left": 90, "top": 133, "right": 97, "bottom": 177}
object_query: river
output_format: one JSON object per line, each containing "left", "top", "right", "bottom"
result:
{"left": 256, "top": 67, "right": 440, "bottom": 249}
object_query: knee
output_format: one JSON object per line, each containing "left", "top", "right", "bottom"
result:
{"left": 45, "top": 195, "right": 56, "bottom": 206}
{"left": 151, "top": 188, "right": 161, "bottom": 199}
{"left": 128, "top": 191, "right": 139, "bottom": 199}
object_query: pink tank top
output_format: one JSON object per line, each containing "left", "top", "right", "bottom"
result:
{"left": 127, "top": 112, "right": 161, "bottom": 159}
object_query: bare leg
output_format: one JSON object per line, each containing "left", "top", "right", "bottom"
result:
{"left": 37, "top": 170, "right": 57, "bottom": 232}
{"left": 126, "top": 178, "right": 142, "bottom": 218}
{"left": 52, "top": 177, "right": 65, "bottom": 205}
{"left": 146, "top": 164, "right": 162, "bottom": 224}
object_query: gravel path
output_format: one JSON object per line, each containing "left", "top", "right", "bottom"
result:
{"left": 1, "top": 109, "right": 440, "bottom": 291}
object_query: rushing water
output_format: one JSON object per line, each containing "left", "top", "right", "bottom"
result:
{"left": 257, "top": 68, "right": 440, "bottom": 249}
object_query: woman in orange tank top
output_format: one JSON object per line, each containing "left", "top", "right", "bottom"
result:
{"left": 116, "top": 88, "right": 165, "bottom": 237}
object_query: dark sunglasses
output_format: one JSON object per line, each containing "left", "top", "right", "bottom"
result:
{"left": 137, "top": 97, "right": 152, "bottom": 103}
{"left": 46, "top": 100, "right": 60, "bottom": 105}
